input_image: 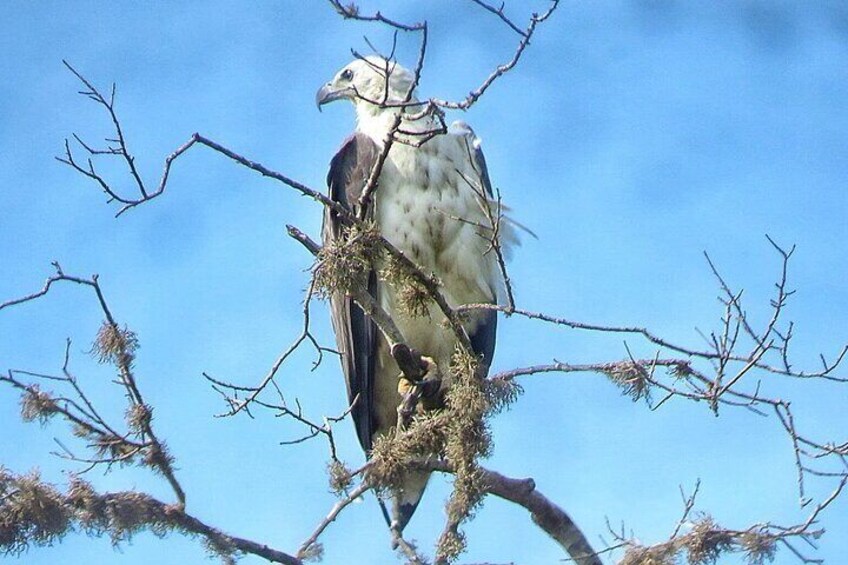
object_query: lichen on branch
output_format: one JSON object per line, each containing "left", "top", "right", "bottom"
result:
{"left": 313, "top": 224, "right": 381, "bottom": 299}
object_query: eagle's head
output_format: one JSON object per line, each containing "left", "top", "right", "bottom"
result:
{"left": 316, "top": 56, "right": 416, "bottom": 114}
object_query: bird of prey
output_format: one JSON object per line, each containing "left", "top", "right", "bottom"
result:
{"left": 317, "top": 56, "right": 512, "bottom": 533}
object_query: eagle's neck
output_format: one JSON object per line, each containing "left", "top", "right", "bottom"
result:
{"left": 355, "top": 105, "right": 402, "bottom": 144}
{"left": 354, "top": 97, "right": 435, "bottom": 146}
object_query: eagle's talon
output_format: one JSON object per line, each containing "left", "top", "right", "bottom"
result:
{"left": 397, "top": 355, "right": 443, "bottom": 413}
{"left": 418, "top": 356, "right": 442, "bottom": 401}
{"left": 397, "top": 375, "right": 416, "bottom": 397}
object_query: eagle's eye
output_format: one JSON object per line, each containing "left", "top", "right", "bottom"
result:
{"left": 340, "top": 69, "right": 354, "bottom": 82}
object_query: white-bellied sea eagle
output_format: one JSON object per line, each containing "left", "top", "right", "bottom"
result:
{"left": 317, "top": 56, "right": 512, "bottom": 533}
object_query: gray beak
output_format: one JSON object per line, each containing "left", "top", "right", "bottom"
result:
{"left": 316, "top": 84, "right": 332, "bottom": 111}
{"left": 316, "top": 83, "right": 352, "bottom": 111}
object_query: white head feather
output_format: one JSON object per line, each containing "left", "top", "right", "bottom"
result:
{"left": 318, "top": 56, "right": 419, "bottom": 140}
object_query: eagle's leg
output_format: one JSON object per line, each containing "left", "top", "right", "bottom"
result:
{"left": 396, "top": 355, "right": 443, "bottom": 429}
{"left": 392, "top": 353, "right": 441, "bottom": 533}
{"left": 397, "top": 357, "right": 442, "bottom": 406}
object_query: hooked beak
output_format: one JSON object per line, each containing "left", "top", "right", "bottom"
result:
{"left": 316, "top": 83, "right": 351, "bottom": 111}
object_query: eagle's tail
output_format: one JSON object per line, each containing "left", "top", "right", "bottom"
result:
{"left": 387, "top": 469, "right": 430, "bottom": 533}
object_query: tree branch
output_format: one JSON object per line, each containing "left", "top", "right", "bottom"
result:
{"left": 1, "top": 264, "right": 185, "bottom": 507}
{"left": 0, "top": 469, "right": 301, "bottom": 564}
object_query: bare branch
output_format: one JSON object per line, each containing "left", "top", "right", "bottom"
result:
{"left": 417, "top": 460, "right": 601, "bottom": 565}
{"left": 432, "top": 1, "right": 560, "bottom": 111}
{"left": 297, "top": 481, "right": 370, "bottom": 560}
{"left": 57, "top": 64, "right": 345, "bottom": 219}
{"left": 204, "top": 277, "right": 322, "bottom": 417}
{"left": 469, "top": 0, "right": 528, "bottom": 37}
{"left": 327, "top": 0, "right": 425, "bottom": 32}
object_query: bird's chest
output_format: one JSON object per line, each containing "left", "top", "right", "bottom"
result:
{"left": 375, "top": 142, "right": 494, "bottom": 304}
{"left": 373, "top": 141, "right": 496, "bottom": 358}
{"left": 377, "top": 184, "right": 460, "bottom": 268}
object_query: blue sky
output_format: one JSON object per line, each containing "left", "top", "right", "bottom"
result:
{"left": 1, "top": 1, "right": 847, "bottom": 564}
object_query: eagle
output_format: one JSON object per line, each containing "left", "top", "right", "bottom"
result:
{"left": 317, "top": 56, "right": 512, "bottom": 533}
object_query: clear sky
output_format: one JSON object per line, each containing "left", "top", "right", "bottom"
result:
{"left": 1, "top": 1, "right": 847, "bottom": 564}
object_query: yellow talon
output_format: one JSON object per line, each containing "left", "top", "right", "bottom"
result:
{"left": 397, "top": 355, "right": 444, "bottom": 413}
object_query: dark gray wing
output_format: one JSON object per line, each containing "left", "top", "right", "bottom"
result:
{"left": 470, "top": 139, "right": 494, "bottom": 199}
{"left": 464, "top": 130, "right": 498, "bottom": 373}
{"left": 323, "top": 133, "right": 381, "bottom": 452}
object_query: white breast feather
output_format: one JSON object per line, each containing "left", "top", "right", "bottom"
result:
{"left": 372, "top": 132, "right": 504, "bottom": 367}
{"left": 380, "top": 137, "right": 499, "bottom": 299}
